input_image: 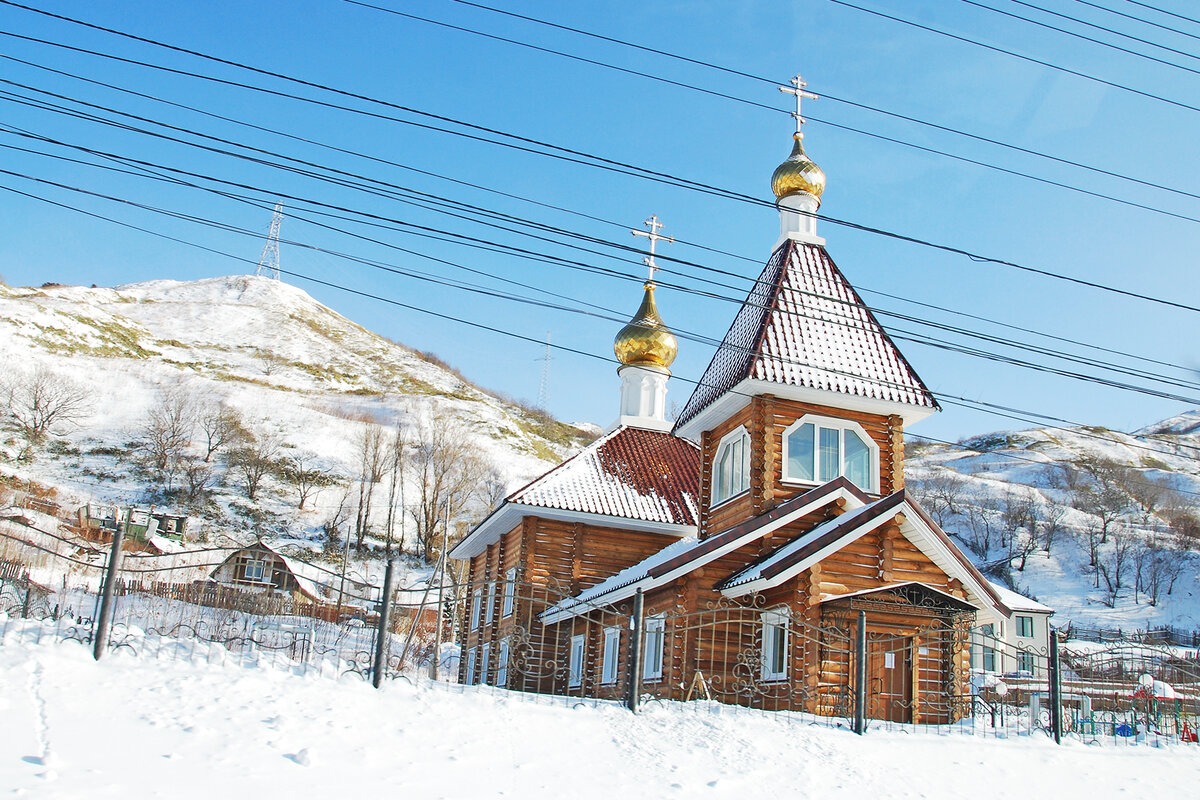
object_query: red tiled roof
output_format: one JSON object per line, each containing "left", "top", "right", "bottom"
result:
{"left": 508, "top": 426, "right": 701, "bottom": 527}
{"left": 675, "top": 240, "right": 938, "bottom": 430}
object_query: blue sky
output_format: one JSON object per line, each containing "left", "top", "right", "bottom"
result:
{"left": 1, "top": 0, "right": 1197, "bottom": 442}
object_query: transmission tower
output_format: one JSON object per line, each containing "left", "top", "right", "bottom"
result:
{"left": 256, "top": 202, "right": 283, "bottom": 280}
{"left": 536, "top": 332, "right": 552, "bottom": 410}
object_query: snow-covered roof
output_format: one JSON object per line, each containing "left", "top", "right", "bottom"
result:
{"left": 452, "top": 426, "right": 700, "bottom": 559}
{"left": 675, "top": 240, "right": 938, "bottom": 436}
{"left": 988, "top": 581, "right": 1054, "bottom": 615}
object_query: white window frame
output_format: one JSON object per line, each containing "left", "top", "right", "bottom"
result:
{"left": 470, "top": 588, "right": 483, "bottom": 630}
{"left": 711, "top": 426, "right": 751, "bottom": 507}
{"left": 1017, "top": 650, "right": 1035, "bottom": 674}
{"left": 981, "top": 645, "right": 997, "bottom": 673}
{"left": 601, "top": 627, "right": 621, "bottom": 685}
{"left": 485, "top": 580, "right": 497, "bottom": 625}
{"left": 497, "top": 637, "right": 510, "bottom": 688}
{"left": 1015, "top": 615, "right": 1034, "bottom": 638}
{"left": 781, "top": 415, "right": 879, "bottom": 493}
{"left": 568, "top": 634, "right": 586, "bottom": 688}
{"left": 761, "top": 608, "right": 789, "bottom": 682}
{"left": 481, "top": 641, "right": 491, "bottom": 684}
{"left": 643, "top": 615, "right": 665, "bottom": 682}
{"left": 502, "top": 567, "right": 517, "bottom": 618}
{"left": 242, "top": 557, "right": 268, "bottom": 583}
{"left": 466, "top": 648, "right": 478, "bottom": 685}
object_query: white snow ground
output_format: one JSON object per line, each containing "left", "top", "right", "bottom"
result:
{"left": 1, "top": 638, "right": 1196, "bottom": 799}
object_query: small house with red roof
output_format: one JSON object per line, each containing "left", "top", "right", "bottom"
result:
{"left": 451, "top": 94, "right": 1008, "bottom": 723}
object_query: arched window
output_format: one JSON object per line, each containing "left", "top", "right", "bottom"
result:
{"left": 712, "top": 426, "right": 751, "bottom": 505}
{"left": 782, "top": 416, "right": 878, "bottom": 493}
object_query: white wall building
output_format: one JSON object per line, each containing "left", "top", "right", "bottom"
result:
{"left": 970, "top": 581, "right": 1054, "bottom": 678}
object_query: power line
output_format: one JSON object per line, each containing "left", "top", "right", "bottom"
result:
{"left": 828, "top": 0, "right": 1200, "bottom": 114}
{"left": 2, "top": 7, "right": 1199, "bottom": 316}
{"left": 8, "top": 119, "right": 1199, "bottom": 409}
{"left": 962, "top": 0, "right": 1200, "bottom": 74}
{"left": 1071, "top": 0, "right": 1200, "bottom": 44}
{"left": 8, "top": 154, "right": 1200, "bottom": 454}
{"left": 1125, "top": 0, "right": 1200, "bottom": 28}
{"left": 432, "top": 0, "right": 1200, "bottom": 209}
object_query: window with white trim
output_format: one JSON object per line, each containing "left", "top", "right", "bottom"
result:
{"left": 643, "top": 615, "right": 665, "bottom": 681}
{"left": 1015, "top": 615, "right": 1034, "bottom": 638}
{"left": 1017, "top": 650, "right": 1035, "bottom": 673}
{"left": 241, "top": 557, "right": 268, "bottom": 583}
{"left": 761, "top": 608, "right": 789, "bottom": 681}
{"left": 568, "top": 634, "right": 586, "bottom": 687}
{"left": 497, "top": 637, "right": 510, "bottom": 687}
{"left": 481, "top": 641, "right": 491, "bottom": 684}
{"left": 466, "top": 648, "right": 478, "bottom": 685}
{"left": 502, "top": 568, "right": 517, "bottom": 618}
{"left": 712, "top": 426, "right": 751, "bottom": 505}
{"left": 470, "top": 588, "right": 483, "bottom": 630}
{"left": 601, "top": 627, "right": 621, "bottom": 685}
{"left": 485, "top": 581, "right": 497, "bottom": 625}
{"left": 782, "top": 416, "right": 878, "bottom": 492}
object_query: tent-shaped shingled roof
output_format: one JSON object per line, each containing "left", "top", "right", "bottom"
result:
{"left": 674, "top": 239, "right": 938, "bottom": 433}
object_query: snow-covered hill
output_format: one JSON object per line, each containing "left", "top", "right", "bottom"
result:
{"left": 0, "top": 275, "right": 592, "bottom": 550}
{"left": 907, "top": 414, "right": 1200, "bottom": 631}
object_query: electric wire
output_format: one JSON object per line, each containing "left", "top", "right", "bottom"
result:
{"left": 6, "top": 169, "right": 1200, "bottom": 474}
{"left": 2, "top": 5, "right": 1199, "bottom": 315}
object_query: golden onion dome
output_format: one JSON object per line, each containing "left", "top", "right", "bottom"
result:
{"left": 613, "top": 282, "right": 677, "bottom": 370}
{"left": 770, "top": 134, "right": 826, "bottom": 204}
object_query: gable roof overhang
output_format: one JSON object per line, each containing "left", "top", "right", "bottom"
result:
{"left": 673, "top": 377, "right": 937, "bottom": 442}
{"left": 539, "top": 478, "right": 869, "bottom": 624}
{"left": 820, "top": 581, "right": 979, "bottom": 614}
{"left": 719, "top": 490, "right": 1009, "bottom": 625}
{"left": 450, "top": 501, "right": 694, "bottom": 561}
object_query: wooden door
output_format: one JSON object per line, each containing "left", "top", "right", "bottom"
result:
{"left": 866, "top": 636, "right": 912, "bottom": 722}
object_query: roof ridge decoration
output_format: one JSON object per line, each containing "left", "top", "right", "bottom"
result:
{"left": 674, "top": 239, "right": 938, "bottom": 435}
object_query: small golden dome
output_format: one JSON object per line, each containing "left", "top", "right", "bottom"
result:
{"left": 771, "top": 134, "right": 826, "bottom": 204}
{"left": 613, "top": 282, "right": 677, "bottom": 370}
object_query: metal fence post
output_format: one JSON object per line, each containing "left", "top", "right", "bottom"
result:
{"left": 854, "top": 610, "right": 867, "bottom": 735}
{"left": 92, "top": 519, "right": 126, "bottom": 661}
{"left": 626, "top": 589, "right": 645, "bottom": 713}
{"left": 1048, "top": 627, "right": 1063, "bottom": 744}
{"left": 373, "top": 558, "right": 397, "bottom": 689}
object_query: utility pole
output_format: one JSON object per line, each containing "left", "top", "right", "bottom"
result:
{"left": 432, "top": 502, "right": 450, "bottom": 681}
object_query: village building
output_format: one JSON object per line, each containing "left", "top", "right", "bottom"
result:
{"left": 451, "top": 77, "right": 1010, "bottom": 723}
{"left": 971, "top": 581, "right": 1055, "bottom": 678}
{"left": 210, "top": 541, "right": 368, "bottom": 611}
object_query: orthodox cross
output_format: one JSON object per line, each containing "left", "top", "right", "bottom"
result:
{"left": 631, "top": 215, "right": 673, "bottom": 283}
{"left": 779, "top": 74, "right": 817, "bottom": 137}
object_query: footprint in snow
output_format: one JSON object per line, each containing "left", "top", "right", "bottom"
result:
{"left": 285, "top": 748, "right": 312, "bottom": 767}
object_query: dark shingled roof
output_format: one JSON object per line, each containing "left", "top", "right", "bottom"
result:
{"left": 508, "top": 426, "right": 701, "bottom": 527}
{"left": 675, "top": 239, "right": 938, "bottom": 431}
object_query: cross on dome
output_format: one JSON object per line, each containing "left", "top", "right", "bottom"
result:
{"left": 779, "top": 74, "right": 818, "bottom": 139}
{"left": 631, "top": 215, "right": 674, "bottom": 283}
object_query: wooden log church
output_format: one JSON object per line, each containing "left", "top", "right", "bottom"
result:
{"left": 451, "top": 77, "right": 1008, "bottom": 724}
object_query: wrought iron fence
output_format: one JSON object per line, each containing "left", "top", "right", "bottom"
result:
{"left": 3, "top": 524, "right": 1200, "bottom": 747}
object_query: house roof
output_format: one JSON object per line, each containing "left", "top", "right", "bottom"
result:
{"left": 819, "top": 581, "right": 979, "bottom": 613}
{"left": 988, "top": 581, "right": 1054, "bottom": 615}
{"left": 451, "top": 426, "right": 701, "bottom": 560}
{"left": 674, "top": 240, "right": 938, "bottom": 436}
{"left": 540, "top": 478, "right": 869, "bottom": 623}
{"left": 718, "top": 489, "right": 1009, "bottom": 622}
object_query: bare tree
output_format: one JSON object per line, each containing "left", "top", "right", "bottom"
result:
{"left": 961, "top": 492, "right": 1001, "bottom": 558}
{"left": 1039, "top": 501, "right": 1068, "bottom": 556}
{"left": 352, "top": 422, "right": 388, "bottom": 552}
{"left": 408, "top": 414, "right": 488, "bottom": 564}
{"left": 280, "top": 452, "right": 338, "bottom": 510}
{"left": 198, "top": 401, "right": 247, "bottom": 463}
{"left": 180, "top": 455, "right": 215, "bottom": 507}
{"left": 1097, "top": 524, "right": 1135, "bottom": 607}
{"left": 909, "top": 472, "right": 966, "bottom": 528}
{"left": 227, "top": 427, "right": 281, "bottom": 501}
{"left": 1070, "top": 455, "right": 1132, "bottom": 545}
{"left": 2, "top": 367, "right": 92, "bottom": 443}
{"left": 382, "top": 420, "right": 408, "bottom": 558}
{"left": 139, "top": 386, "right": 195, "bottom": 491}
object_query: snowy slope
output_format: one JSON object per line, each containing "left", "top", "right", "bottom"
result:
{"left": 2, "top": 639, "right": 1196, "bottom": 799}
{"left": 907, "top": 415, "right": 1200, "bottom": 630}
{"left": 0, "top": 276, "right": 591, "bottom": 546}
